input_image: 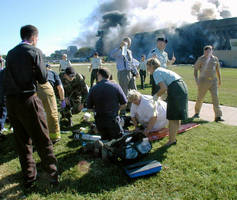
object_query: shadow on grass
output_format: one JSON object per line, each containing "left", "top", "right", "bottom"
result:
{"left": 0, "top": 133, "right": 18, "bottom": 165}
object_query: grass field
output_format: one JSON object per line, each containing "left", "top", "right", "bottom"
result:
{"left": 59, "top": 63, "right": 237, "bottom": 107}
{"left": 0, "top": 64, "right": 236, "bottom": 200}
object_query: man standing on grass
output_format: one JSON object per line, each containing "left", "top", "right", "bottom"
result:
{"left": 89, "top": 52, "right": 102, "bottom": 87}
{"left": 193, "top": 45, "right": 224, "bottom": 122}
{"left": 147, "top": 34, "right": 176, "bottom": 95}
{"left": 59, "top": 54, "right": 71, "bottom": 72}
{"left": 4, "top": 25, "right": 59, "bottom": 188}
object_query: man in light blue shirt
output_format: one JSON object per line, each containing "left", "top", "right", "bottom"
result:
{"left": 147, "top": 35, "right": 176, "bottom": 95}
{"left": 138, "top": 55, "right": 147, "bottom": 89}
{"left": 110, "top": 37, "right": 134, "bottom": 97}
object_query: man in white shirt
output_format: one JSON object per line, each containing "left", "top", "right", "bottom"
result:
{"left": 128, "top": 90, "right": 168, "bottom": 136}
{"left": 59, "top": 54, "right": 71, "bottom": 72}
{"left": 89, "top": 52, "right": 102, "bottom": 87}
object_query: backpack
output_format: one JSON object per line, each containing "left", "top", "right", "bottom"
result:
{"left": 102, "top": 131, "right": 152, "bottom": 164}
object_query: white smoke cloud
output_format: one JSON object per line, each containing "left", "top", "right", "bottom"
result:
{"left": 73, "top": 0, "right": 237, "bottom": 53}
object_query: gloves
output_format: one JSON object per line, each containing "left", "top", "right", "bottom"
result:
{"left": 61, "top": 99, "right": 66, "bottom": 109}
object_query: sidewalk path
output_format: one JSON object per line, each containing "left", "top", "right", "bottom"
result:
{"left": 188, "top": 101, "right": 237, "bottom": 126}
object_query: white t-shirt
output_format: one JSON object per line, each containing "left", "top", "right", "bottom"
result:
{"left": 130, "top": 95, "right": 168, "bottom": 132}
{"left": 59, "top": 59, "right": 71, "bottom": 71}
{"left": 91, "top": 57, "right": 102, "bottom": 69}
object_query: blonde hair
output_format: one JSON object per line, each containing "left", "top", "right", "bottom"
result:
{"left": 146, "top": 58, "right": 161, "bottom": 70}
{"left": 127, "top": 90, "right": 141, "bottom": 102}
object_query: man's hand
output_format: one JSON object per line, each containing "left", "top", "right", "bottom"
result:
{"left": 78, "top": 103, "right": 84, "bottom": 112}
{"left": 120, "top": 41, "right": 127, "bottom": 49}
{"left": 171, "top": 55, "right": 176, "bottom": 63}
{"left": 61, "top": 100, "right": 66, "bottom": 109}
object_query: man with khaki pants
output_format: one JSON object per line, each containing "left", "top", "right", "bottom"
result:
{"left": 193, "top": 45, "right": 224, "bottom": 122}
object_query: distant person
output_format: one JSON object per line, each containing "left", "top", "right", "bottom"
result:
{"left": 110, "top": 37, "right": 134, "bottom": 96}
{"left": 60, "top": 67, "right": 88, "bottom": 127}
{"left": 37, "top": 64, "right": 64, "bottom": 143}
{"left": 89, "top": 52, "right": 102, "bottom": 87}
{"left": 0, "top": 55, "right": 5, "bottom": 70}
{"left": 193, "top": 45, "right": 224, "bottom": 122}
{"left": 59, "top": 54, "right": 71, "bottom": 72}
{"left": 146, "top": 58, "right": 188, "bottom": 147}
{"left": 0, "top": 68, "right": 7, "bottom": 141}
{"left": 128, "top": 90, "right": 168, "bottom": 136}
{"left": 147, "top": 35, "right": 176, "bottom": 95}
{"left": 87, "top": 68, "right": 127, "bottom": 140}
{"left": 138, "top": 55, "right": 147, "bottom": 89}
{"left": 4, "top": 25, "right": 58, "bottom": 188}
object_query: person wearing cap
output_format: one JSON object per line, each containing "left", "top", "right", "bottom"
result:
{"left": 110, "top": 37, "right": 134, "bottom": 97}
{"left": 138, "top": 55, "right": 147, "bottom": 89}
{"left": 37, "top": 64, "right": 64, "bottom": 143}
{"left": 89, "top": 52, "right": 102, "bottom": 87}
{"left": 60, "top": 67, "right": 89, "bottom": 127}
{"left": 146, "top": 57, "right": 188, "bottom": 147}
{"left": 147, "top": 35, "right": 176, "bottom": 96}
{"left": 87, "top": 67, "right": 127, "bottom": 140}
{"left": 193, "top": 45, "right": 224, "bottom": 122}
{"left": 59, "top": 54, "right": 71, "bottom": 72}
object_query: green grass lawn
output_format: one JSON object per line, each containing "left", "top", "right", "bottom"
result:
{"left": 57, "top": 63, "right": 237, "bottom": 107}
{"left": 0, "top": 64, "right": 236, "bottom": 199}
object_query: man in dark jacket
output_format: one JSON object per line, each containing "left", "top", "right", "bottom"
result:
{"left": 4, "top": 25, "right": 58, "bottom": 188}
{"left": 87, "top": 68, "right": 127, "bottom": 140}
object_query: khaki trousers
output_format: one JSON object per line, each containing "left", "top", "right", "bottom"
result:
{"left": 37, "top": 82, "right": 61, "bottom": 140}
{"left": 195, "top": 79, "right": 222, "bottom": 118}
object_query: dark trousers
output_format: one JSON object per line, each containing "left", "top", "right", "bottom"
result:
{"left": 90, "top": 69, "right": 98, "bottom": 87}
{"left": 6, "top": 94, "right": 58, "bottom": 183}
{"left": 139, "top": 70, "right": 146, "bottom": 89}
{"left": 95, "top": 115, "right": 122, "bottom": 140}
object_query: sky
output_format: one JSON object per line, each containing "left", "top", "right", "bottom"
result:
{"left": 0, "top": 0, "right": 99, "bottom": 56}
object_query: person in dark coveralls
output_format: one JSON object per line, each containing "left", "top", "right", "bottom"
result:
{"left": 60, "top": 67, "right": 88, "bottom": 127}
{"left": 87, "top": 68, "right": 127, "bottom": 140}
{"left": 4, "top": 25, "right": 59, "bottom": 188}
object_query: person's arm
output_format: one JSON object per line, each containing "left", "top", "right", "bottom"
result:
{"left": 99, "top": 58, "right": 102, "bottom": 68}
{"left": 154, "top": 82, "right": 167, "bottom": 98}
{"left": 144, "top": 116, "right": 157, "bottom": 136}
{"left": 34, "top": 49, "right": 48, "bottom": 84}
{"left": 57, "top": 84, "right": 65, "bottom": 101}
{"left": 120, "top": 104, "right": 127, "bottom": 111}
{"left": 216, "top": 59, "right": 221, "bottom": 87}
{"left": 194, "top": 58, "right": 201, "bottom": 85}
{"left": 167, "top": 53, "right": 176, "bottom": 65}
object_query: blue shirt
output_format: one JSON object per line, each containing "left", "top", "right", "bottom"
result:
{"left": 87, "top": 79, "right": 127, "bottom": 115}
{"left": 0, "top": 69, "right": 5, "bottom": 105}
{"left": 110, "top": 48, "right": 133, "bottom": 71}
{"left": 47, "top": 69, "right": 62, "bottom": 88}
{"left": 153, "top": 67, "right": 181, "bottom": 87}
{"left": 148, "top": 48, "right": 168, "bottom": 68}
{"left": 139, "top": 60, "right": 147, "bottom": 71}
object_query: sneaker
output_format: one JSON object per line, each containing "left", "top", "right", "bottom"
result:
{"left": 2, "top": 128, "right": 9, "bottom": 132}
{"left": 192, "top": 113, "right": 200, "bottom": 118}
{"left": 215, "top": 117, "right": 224, "bottom": 122}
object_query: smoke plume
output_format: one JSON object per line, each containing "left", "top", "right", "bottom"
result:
{"left": 73, "top": 0, "right": 236, "bottom": 55}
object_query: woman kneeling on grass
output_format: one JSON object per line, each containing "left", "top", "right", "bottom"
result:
{"left": 146, "top": 58, "right": 188, "bottom": 147}
{"left": 128, "top": 90, "right": 168, "bottom": 136}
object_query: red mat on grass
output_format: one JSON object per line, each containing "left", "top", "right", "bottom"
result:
{"left": 148, "top": 123, "right": 200, "bottom": 141}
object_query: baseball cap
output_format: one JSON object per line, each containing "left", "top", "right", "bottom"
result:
{"left": 65, "top": 67, "right": 76, "bottom": 77}
{"left": 157, "top": 34, "right": 168, "bottom": 43}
